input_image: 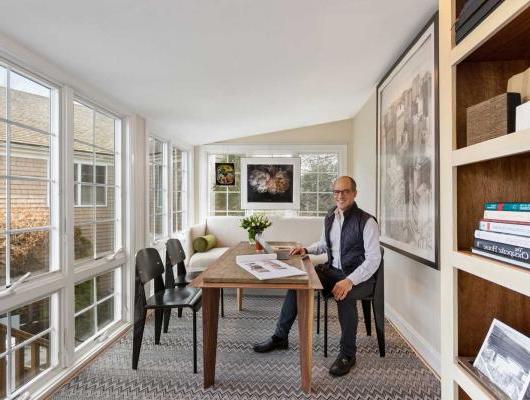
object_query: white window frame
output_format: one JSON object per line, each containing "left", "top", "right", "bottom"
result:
{"left": 0, "top": 38, "right": 134, "bottom": 400}
{"left": 148, "top": 136, "right": 168, "bottom": 244}
{"left": 73, "top": 161, "right": 108, "bottom": 207}
{"left": 199, "top": 144, "right": 347, "bottom": 221}
{"left": 171, "top": 146, "right": 188, "bottom": 234}
{"left": 0, "top": 59, "right": 61, "bottom": 400}
{"left": 72, "top": 97, "right": 122, "bottom": 265}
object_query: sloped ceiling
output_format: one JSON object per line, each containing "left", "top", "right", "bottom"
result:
{"left": 0, "top": 0, "right": 437, "bottom": 144}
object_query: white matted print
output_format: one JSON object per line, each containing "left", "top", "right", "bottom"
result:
{"left": 377, "top": 14, "right": 438, "bottom": 268}
{"left": 241, "top": 157, "right": 300, "bottom": 210}
{"left": 473, "top": 319, "right": 530, "bottom": 400}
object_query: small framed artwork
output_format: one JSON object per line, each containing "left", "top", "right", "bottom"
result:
{"left": 215, "top": 162, "right": 235, "bottom": 186}
{"left": 376, "top": 13, "right": 439, "bottom": 269}
{"left": 241, "top": 157, "right": 300, "bottom": 210}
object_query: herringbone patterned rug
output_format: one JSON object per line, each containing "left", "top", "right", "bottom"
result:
{"left": 53, "top": 295, "right": 440, "bottom": 399}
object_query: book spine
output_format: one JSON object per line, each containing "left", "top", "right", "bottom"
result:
{"left": 479, "top": 220, "right": 530, "bottom": 237}
{"left": 471, "top": 247, "right": 530, "bottom": 269}
{"left": 483, "top": 210, "right": 530, "bottom": 222}
{"left": 484, "top": 202, "right": 530, "bottom": 212}
{"left": 475, "top": 229, "right": 530, "bottom": 247}
{"left": 474, "top": 238, "right": 530, "bottom": 264}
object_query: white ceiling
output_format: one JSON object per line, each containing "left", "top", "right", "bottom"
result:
{"left": 0, "top": 0, "right": 437, "bottom": 145}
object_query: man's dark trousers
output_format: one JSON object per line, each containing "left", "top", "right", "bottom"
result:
{"left": 273, "top": 264, "right": 375, "bottom": 358}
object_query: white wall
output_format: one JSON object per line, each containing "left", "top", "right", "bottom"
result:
{"left": 352, "top": 92, "right": 441, "bottom": 375}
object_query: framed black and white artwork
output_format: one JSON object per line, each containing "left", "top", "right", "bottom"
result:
{"left": 241, "top": 157, "right": 300, "bottom": 210}
{"left": 376, "top": 13, "right": 439, "bottom": 269}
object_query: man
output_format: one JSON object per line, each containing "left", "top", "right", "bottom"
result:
{"left": 253, "top": 176, "right": 381, "bottom": 377}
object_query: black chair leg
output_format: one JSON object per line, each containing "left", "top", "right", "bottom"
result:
{"left": 362, "top": 299, "right": 372, "bottom": 336}
{"left": 193, "top": 310, "right": 198, "bottom": 374}
{"left": 316, "top": 291, "right": 320, "bottom": 335}
{"left": 220, "top": 288, "right": 224, "bottom": 318}
{"left": 373, "top": 299, "right": 385, "bottom": 357}
{"left": 177, "top": 308, "right": 183, "bottom": 318}
{"left": 324, "top": 297, "right": 328, "bottom": 358}
{"left": 154, "top": 309, "right": 163, "bottom": 345}
{"left": 132, "top": 309, "right": 146, "bottom": 369}
{"left": 163, "top": 309, "right": 171, "bottom": 333}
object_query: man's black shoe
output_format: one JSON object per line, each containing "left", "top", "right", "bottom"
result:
{"left": 253, "top": 336, "right": 289, "bottom": 353}
{"left": 329, "top": 355, "right": 356, "bottom": 376}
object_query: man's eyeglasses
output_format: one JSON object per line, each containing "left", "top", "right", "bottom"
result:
{"left": 333, "top": 189, "right": 352, "bottom": 196}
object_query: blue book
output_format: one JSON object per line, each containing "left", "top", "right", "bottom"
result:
{"left": 484, "top": 202, "right": 530, "bottom": 212}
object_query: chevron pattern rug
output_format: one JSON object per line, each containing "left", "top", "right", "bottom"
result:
{"left": 52, "top": 294, "right": 440, "bottom": 399}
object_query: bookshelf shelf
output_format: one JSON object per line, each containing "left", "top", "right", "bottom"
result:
{"left": 452, "top": 251, "right": 530, "bottom": 297}
{"left": 454, "top": 359, "right": 502, "bottom": 400}
{"left": 450, "top": 0, "right": 530, "bottom": 65}
{"left": 440, "top": 0, "right": 530, "bottom": 399}
{"left": 451, "top": 130, "right": 530, "bottom": 166}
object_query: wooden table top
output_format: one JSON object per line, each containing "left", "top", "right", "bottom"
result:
{"left": 190, "top": 242, "right": 323, "bottom": 290}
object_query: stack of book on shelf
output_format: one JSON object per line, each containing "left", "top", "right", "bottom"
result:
{"left": 472, "top": 202, "right": 530, "bottom": 269}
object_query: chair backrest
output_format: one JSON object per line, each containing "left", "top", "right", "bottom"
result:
{"left": 165, "top": 238, "right": 187, "bottom": 287}
{"left": 373, "top": 247, "right": 385, "bottom": 299}
{"left": 135, "top": 248, "right": 165, "bottom": 294}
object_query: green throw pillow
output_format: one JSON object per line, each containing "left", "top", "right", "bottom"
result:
{"left": 193, "top": 234, "right": 217, "bottom": 253}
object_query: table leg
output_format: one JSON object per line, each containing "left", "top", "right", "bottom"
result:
{"left": 236, "top": 288, "right": 243, "bottom": 311}
{"left": 297, "top": 288, "right": 314, "bottom": 394}
{"left": 202, "top": 287, "right": 220, "bottom": 388}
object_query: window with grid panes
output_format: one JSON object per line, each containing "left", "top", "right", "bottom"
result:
{"left": 0, "top": 66, "right": 55, "bottom": 287}
{"left": 207, "top": 152, "right": 339, "bottom": 216}
{"left": 172, "top": 147, "right": 187, "bottom": 232}
{"left": 0, "top": 296, "right": 54, "bottom": 397}
{"left": 149, "top": 137, "right": 167, "bottom": 241}
{"left": 74, "top": 269, "right": 120, "bottom": 349}
{"left": 0, "top": 62, "right": 59, "bottom": 398}
{"left": 299, "top": 153, "right": 338, "bottom": 216}
{"left": 73, "top": 100, "right": 118, "bottom": 263}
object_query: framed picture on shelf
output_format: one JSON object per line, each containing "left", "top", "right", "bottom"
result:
{"left": 241, "top": 157, "right": 300, "bottom": 210}
{"left": 215, "top": 162, "right": 236, "bottom": 186}
{"left": 376, "top": 13, "right": 439, "bottom": 269}
{"left": 473, "top": 319, "right": 530, "bottom": 400}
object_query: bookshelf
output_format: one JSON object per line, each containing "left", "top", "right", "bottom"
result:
{"left": 440, "top": 1, "right": 530, "bottom": 399}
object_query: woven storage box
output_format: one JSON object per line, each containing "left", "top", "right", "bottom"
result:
{"left": 466, "top": 92, "right": 521, "bottom": 146}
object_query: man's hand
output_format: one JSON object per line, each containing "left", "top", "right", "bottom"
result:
{"left": 289, "top": 246, "right": 307, "bottom": 256}
{"left": 332, "top": 279, "right": 353, "bottom": 301}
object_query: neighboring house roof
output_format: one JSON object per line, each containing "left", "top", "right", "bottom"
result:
{"left": 1, "top": 90, "right": 114, "bottom": 155}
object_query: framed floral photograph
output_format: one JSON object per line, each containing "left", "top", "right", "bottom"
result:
{"left": 376, "top": 13, "right": 439, "bottom": 269}
{"left": 241, "top": 157, "right": 301, "bottom": 210}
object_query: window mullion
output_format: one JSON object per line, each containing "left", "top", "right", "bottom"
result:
{"left": 92, "top": 278, "right": 98, "bottom": 338}
{"left": 92, "top": 111, "right": 96, "bottom": 260}
{"left": 5, "top": 68, "right": 11, "bottom": 287}
{"left": 5, "top": 310, "right": 12, "bottom": 397}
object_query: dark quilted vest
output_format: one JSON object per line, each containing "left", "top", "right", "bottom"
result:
{"left": 324, "top": 202, "right": 375, "bottom": 276}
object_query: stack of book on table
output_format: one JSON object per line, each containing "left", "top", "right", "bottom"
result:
{"left": 472, "top": 202, "right": 530, "bottom": 269}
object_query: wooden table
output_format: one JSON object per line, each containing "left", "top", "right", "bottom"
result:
{"left": 190, "top": 242, "right": 323, "bottom": 394}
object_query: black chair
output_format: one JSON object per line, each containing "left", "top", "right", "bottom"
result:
{"left": 318, "top": 247, "right": 385, "bottom": 358}
{"left": 133, "top": 248, "right": 202, "bottom": 373}
{"left": 163, "top": 238, "right": 224, "bottom": 326}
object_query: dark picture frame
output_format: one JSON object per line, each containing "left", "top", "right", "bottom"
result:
{"left": 376, "top": 13, "right": 439, "bottom": 269}
{"left": 215, "top": 162, "right": 235, "bottom": 186}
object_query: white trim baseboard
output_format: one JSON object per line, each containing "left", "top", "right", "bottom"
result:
{"left": 385, "top": 301, "right": 441, "bottom": 376}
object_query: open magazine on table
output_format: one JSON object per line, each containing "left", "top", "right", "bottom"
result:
{"left": 235, "top": 253, "right": 307, "bottom": 280}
